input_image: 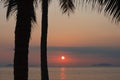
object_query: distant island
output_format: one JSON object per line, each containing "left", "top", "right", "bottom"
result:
{"left": 0, "top": 64, "right": 13, "bottom": 67}
{"left": 0, "top": 63, "right": 120, "bottom": 67}
{"left": 90, "top": 63, "right": 118, "bottom": 67}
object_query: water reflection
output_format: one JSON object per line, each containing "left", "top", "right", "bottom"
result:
{"left": 61, "top": 68, "right": 65, "bottom": 80}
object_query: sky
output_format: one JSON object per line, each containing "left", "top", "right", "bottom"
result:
{"left": 0, "top": 1, "right": 120, "bottom": 67}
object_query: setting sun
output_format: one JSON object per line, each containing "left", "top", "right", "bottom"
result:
{"left": 61, "top": 56, "right": 65, "bottom": 60}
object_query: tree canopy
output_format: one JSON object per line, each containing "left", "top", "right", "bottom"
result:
{"left": 3, "top": 0, "right": 120, "bottom": 22}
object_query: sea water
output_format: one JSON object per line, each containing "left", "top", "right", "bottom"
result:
{"left": 0, "top": 67, "right": 120, "bottom": 80}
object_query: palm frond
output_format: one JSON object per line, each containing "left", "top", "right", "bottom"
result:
{"left": 59, "top": 0, "right": 75, "bottom": 15}
{"left": 4, "top": 0, "right": 36, "bottom": 22}
{"left": 4, "top": 0, "right": 17, "bottom": 19}
{"left": 85, "top": 0, "right": 120, "bottom": 22}
{"left": 30, "top": 1, "right": 37, "bottom": 22}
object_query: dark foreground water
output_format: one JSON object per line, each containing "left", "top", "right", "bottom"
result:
{"left": 0, "top": 67, "right": 120, "bottom": 80}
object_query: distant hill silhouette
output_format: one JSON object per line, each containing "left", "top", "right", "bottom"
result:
{"left": 0, "top": 64, "right": 13, "bottom": 67}
{"left": 90, "top": 63, "right": 120, "bottom": 67}
{"left": 0, "top": 63, "right": 120, "bottom": 67}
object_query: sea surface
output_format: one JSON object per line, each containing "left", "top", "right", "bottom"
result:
{"left": 0, "top": 67, "right": 120, "bottom": 80}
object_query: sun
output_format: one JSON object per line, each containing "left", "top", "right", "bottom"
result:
{"left": 61, "top": 56, "right": 65, "bottom": 60}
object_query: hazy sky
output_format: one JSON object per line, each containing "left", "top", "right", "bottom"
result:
{"left": 0, "top": 1, "right": 120, "bottom": 66}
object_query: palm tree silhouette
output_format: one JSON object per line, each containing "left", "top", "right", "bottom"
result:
{"left": 4, "top": 0, "right": 36, "bottom": 80}
{"left": 40, "top": 0, "right": 120, "bottom": 80}
{"left": 40, "top": 0, "right": 75, "bottom": 80}
{"left": 87, "top": 0, "right": 120, "bottom": 22}
{"left": 2, "top": 0, "right": 120, "bottom": 80}
{"left": 41, "top": 0, "right": 49, "bottom": 80}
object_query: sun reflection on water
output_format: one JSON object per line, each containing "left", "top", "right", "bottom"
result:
{"left": 61, "top": 68, "right": 65, "bottom": 80}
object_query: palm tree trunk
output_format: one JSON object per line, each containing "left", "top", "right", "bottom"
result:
{"left": 14, "top": 15, "right": 31, "bottom": 80}
{"left": 41, "top": 0, "right": 49, "bottom": 80}
{"left": 14, "top": 1, "right": 32, "bottom": 80}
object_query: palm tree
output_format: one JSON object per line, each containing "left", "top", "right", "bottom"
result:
{"left": 4, "top": 0, "right": 36, "bottom": 80}
{"left": 85, "top": 0, "right": 120, "bottom": 22}
{"left": 40, "top": 0, "right": 75, "bottom": 80}
{"left": 2, "top": 0, "right": 120, "bottom": 80}
{"left": 40, "top": 0, "right": 120, "bottom": 80}
{"left": 41, "top": 0, "right": 49, "bottom": 80}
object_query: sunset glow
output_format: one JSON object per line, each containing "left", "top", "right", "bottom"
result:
{"left": 61, "top": 56, "right": 65, "bottom": 60}
{"left": 0, "top": 2, "right": 120, "bottom": 67}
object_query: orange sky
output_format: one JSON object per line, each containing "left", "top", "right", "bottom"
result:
{"left": 0, "top": 2, "right": 120, "bottom": 66}
{"left": 0, "top": 2, "right": 120, "bottom": 47}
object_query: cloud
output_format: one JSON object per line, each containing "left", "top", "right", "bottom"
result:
{"left": 4, "top": 45, "right": 120, "bottom": 58}
{"left": 1, "top": 46, "right": 120, "bottom": 66}
{"left": 30, "top": 46, "right": 120, "bottom": 57}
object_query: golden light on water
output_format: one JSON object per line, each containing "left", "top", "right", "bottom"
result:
{"left": 61, "top": 68, "right": 65, "bottom": 80}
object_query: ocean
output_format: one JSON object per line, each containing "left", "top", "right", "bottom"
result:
{"left": 0, "top": 67, "right": 120, "bottom": 80}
